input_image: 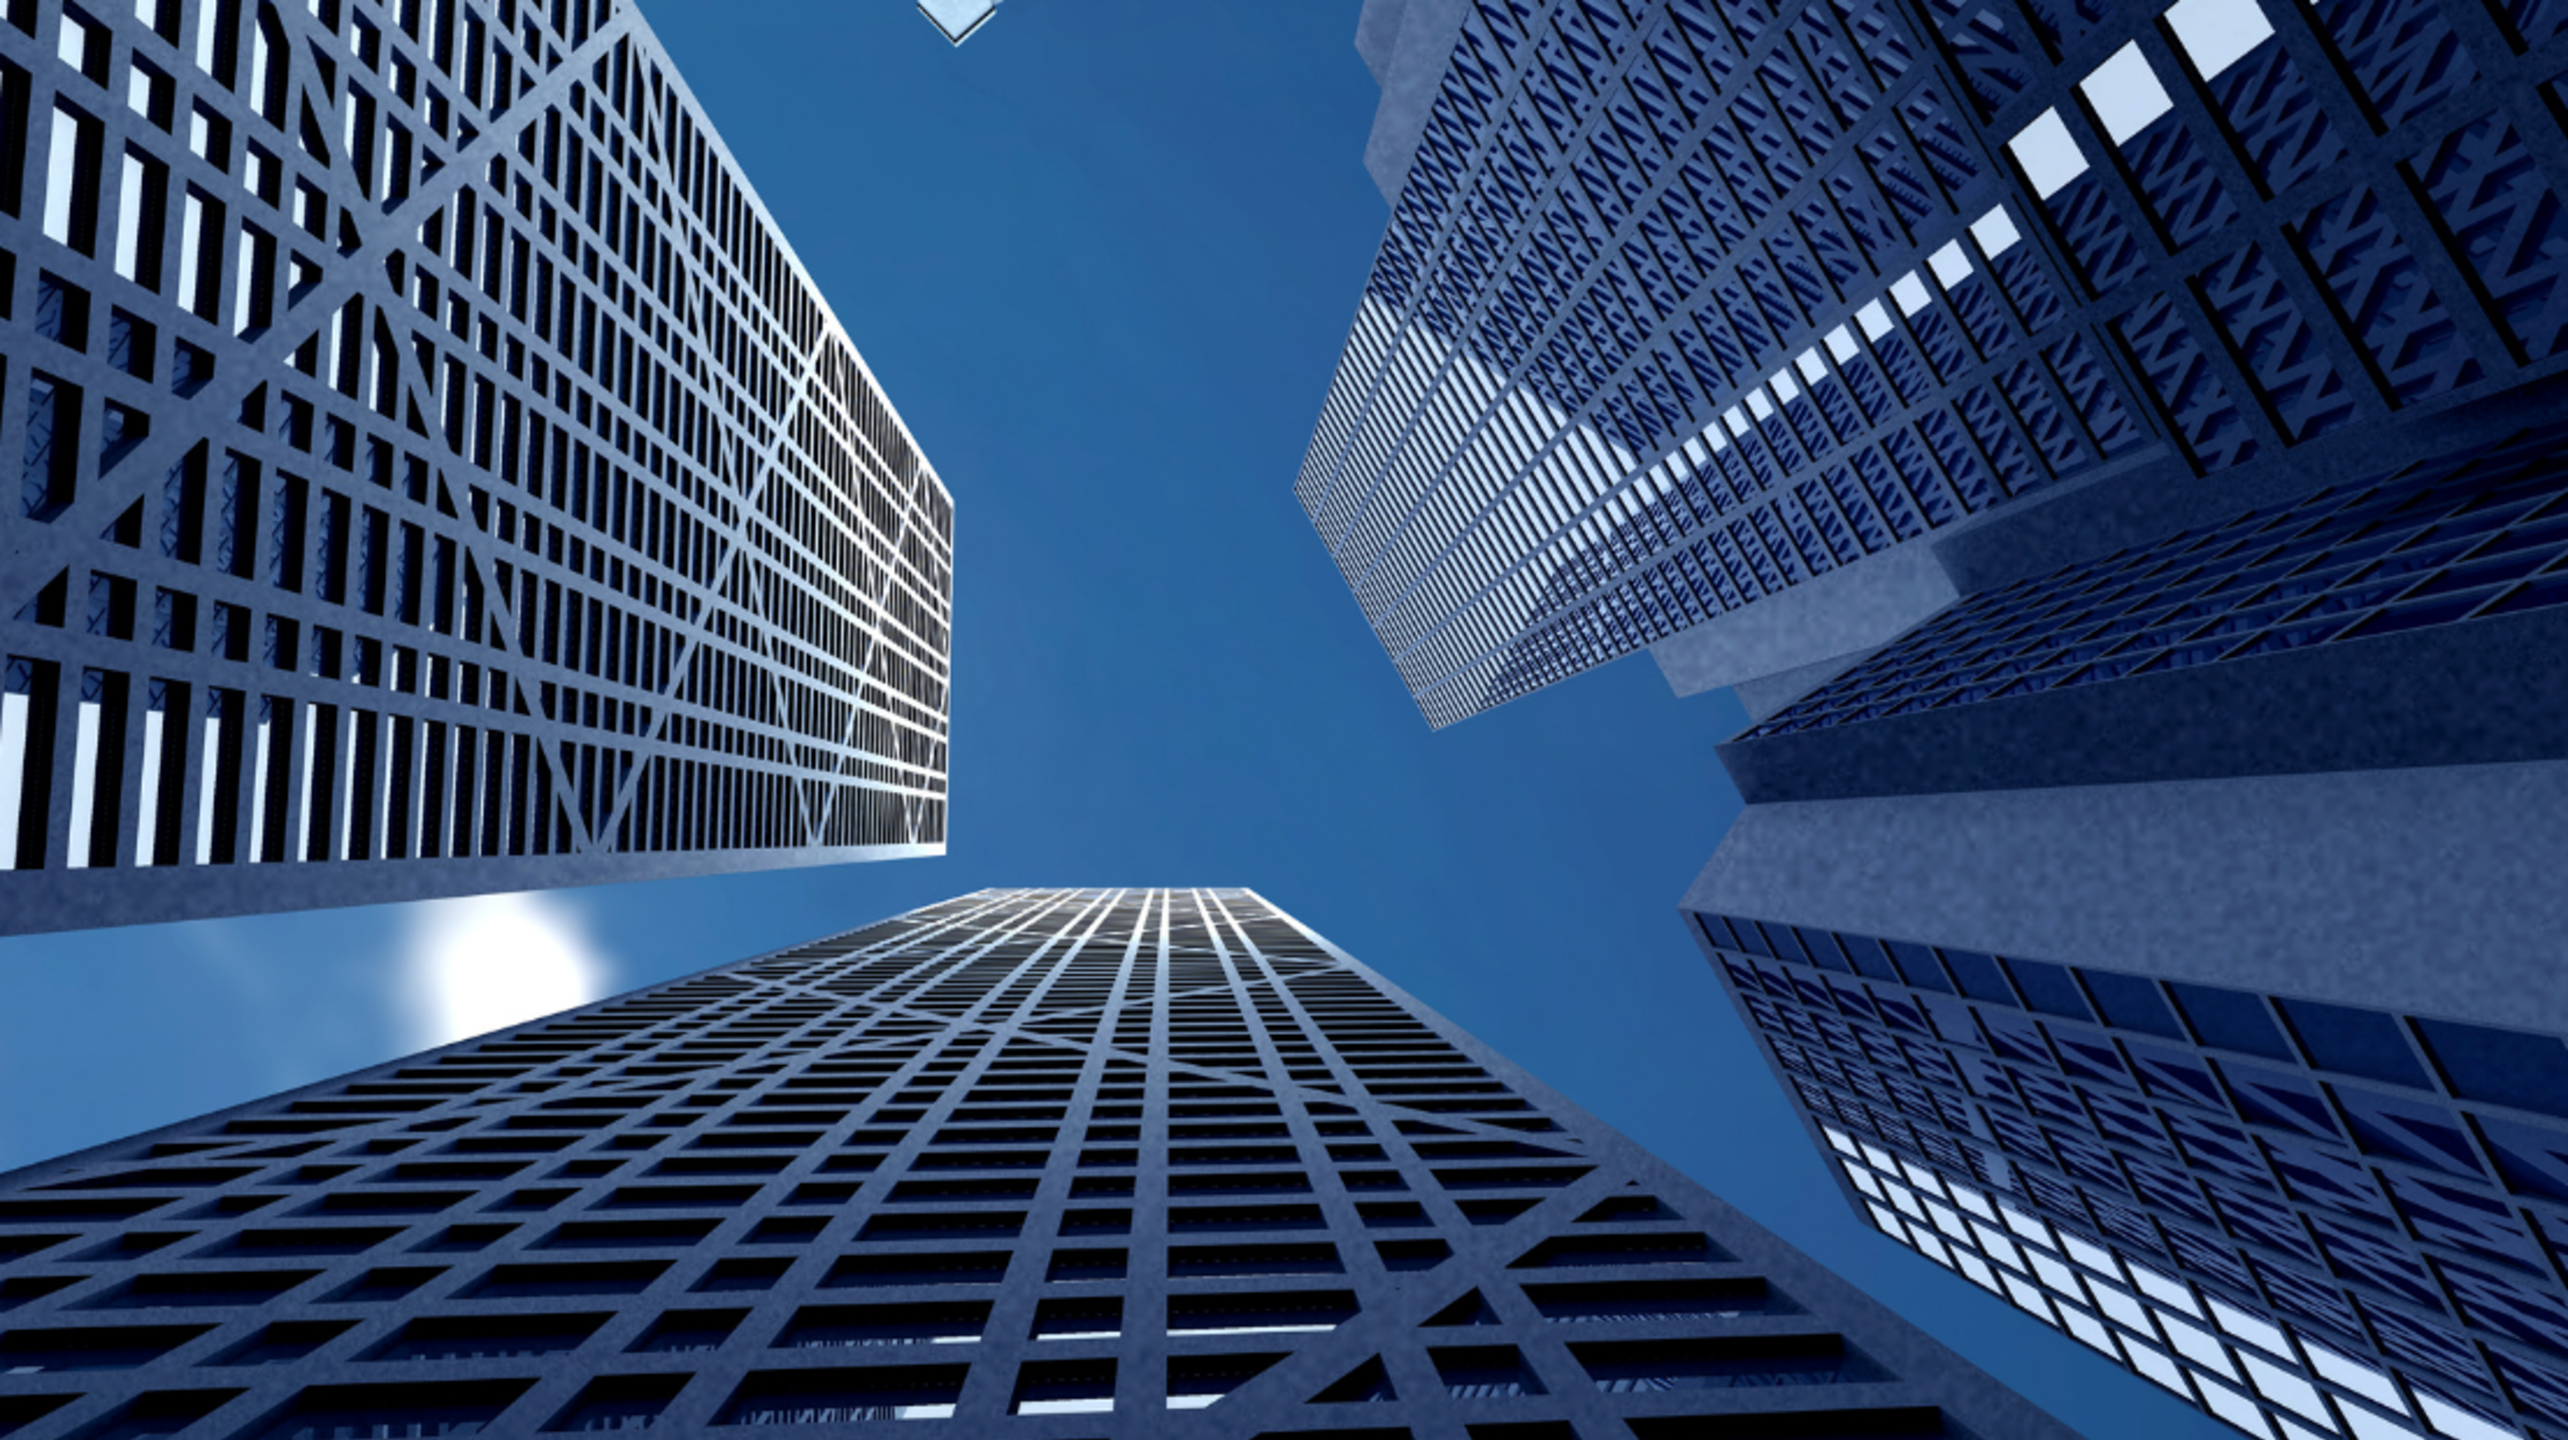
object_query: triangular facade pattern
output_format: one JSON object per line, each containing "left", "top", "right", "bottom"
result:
{"left": 0, "top": 0, "right": 951, "bottom": 935}
{"left": 1302, "top": 0, "right": 2568, "bottom": 725}
{"left": 0, "top": 888, "right": 2070, "bottom": 1439}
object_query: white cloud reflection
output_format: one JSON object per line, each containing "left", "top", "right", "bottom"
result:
{"left": 397, "top": 892, "right": 611, "bottom": 1050}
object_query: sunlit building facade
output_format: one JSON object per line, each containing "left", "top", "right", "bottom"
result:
{"left": 0, "top": 0, "right": 951, "bottom": 936}
{"left": 1301, "top": 0, "right": 2568, "bottom": 725}
{"left": 0, "top": 887, "right": 2072, "bottom": 1439}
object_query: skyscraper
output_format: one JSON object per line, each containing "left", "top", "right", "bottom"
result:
{"left": 1690, "top": 873, "right": 2568, "bottom": 1440}
{"left": 1683, "top": 385, "right": 2568, "bottom": 1435}
{"left": 1305, "top": 11, "right": 2568, "bottom": 1423}
{"left": 0, "top": 0, "right": 952, "bottom": 937}
{"left": 1300, "top": 0, "right": 2568, "bottom": 726}
{"left": 918, "top": 0, "right": 1000, "bottom": 46}
{"left": 0, "top": 887, "right": 2072, "bottom": 1439}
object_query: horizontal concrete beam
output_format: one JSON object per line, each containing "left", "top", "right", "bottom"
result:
{"left": 1361, "top": 0, "right": 1468, "bottom": 206}
{"left": 1681, "top": 759, "right": 2568, "bottom": 1032}
{"left": 0, "top": 842, "right": 942, "bottom": 939}
{"left": 1650, "top": 541, "right": 1957, "bottom": 700}
{"left": 1719, "top": 602, "right": 2568, "bottom": 803}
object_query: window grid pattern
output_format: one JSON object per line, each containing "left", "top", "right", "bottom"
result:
{"left": 1301, "top": 0, "right": 2568, "bottom": 728}
{"left": 0, "top": 0, "right": 951, "bottom": 930}
{"left": 1690, "top": 903, "right": 2568, "bottom": 1440}
{"left": 0, "top": 888, "right": 2068, "bottom": 1439}
{"left": 1740, "top": 417, "right": 2568, "bottom": 738}
{"left": 1302, "top": 0, "right": 2146, "bottom": 728}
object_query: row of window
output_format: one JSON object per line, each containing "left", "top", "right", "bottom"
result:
{"left": 0, "top": 889, "right": 1927, "bottom": 1438}
{"left": 1317, "top": 0, "right": 2568, "bottom": 722}
{"left": 0, "top": 0, "right": 951, "bottom": 882}
{"left": 1696, "top": 907, "right": 2568, "bottom": 1433}
{"left": 0, "top": 656, "right": 934, "bottom": 869}
{"left": 1743, "top": 418, "right": 2568, "bottom": 738}
{"left": 1836, "top": 1127, "right": 2502, "bottom": 1440}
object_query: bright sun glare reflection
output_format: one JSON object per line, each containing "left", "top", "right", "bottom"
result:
{"left": 398, "top": 892, "right": 611, "bottom": 1049}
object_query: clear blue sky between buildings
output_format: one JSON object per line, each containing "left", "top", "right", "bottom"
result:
{"left": 0, "top": 5, "right": 2220, "bottom": 1435}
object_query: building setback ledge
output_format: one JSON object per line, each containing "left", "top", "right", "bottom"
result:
{"left": 1717, "top": 601, "right": 2568, "bottom": 804}
{"left": 1650, "top": 542, "right": 1961, "bottom": 701}
{"left": 0, "top": 842, "right": 943, "bottom": 940}
{"left": 1359, "top": 0, "right": 1470, "bottom": 206}
{"left": 1679, "top": 758, "right": 2568, "bottom": 1034}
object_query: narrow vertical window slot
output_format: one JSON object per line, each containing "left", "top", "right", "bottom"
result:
{"left": 41, "top": 101, "right": 104, "bottom": 252}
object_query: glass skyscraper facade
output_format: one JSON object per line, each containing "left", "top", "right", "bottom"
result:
{"left": 1689, "top": 904, "right": 2568, "bottom": 1440}
{"left": 1299, "top": 7, "right": 2568, "bottom": 1427}
{"left": 1299, "top": 0, "right": 2568, "bottom": 725}
{"left": 1682, "top": 314, "right": 2568, "bottom": 1436}
{"left": 0, "top": 887, "right": 2074, "bottom": 1439}
{"left": 0, "top": 0, "right": 952, "bottom": 937}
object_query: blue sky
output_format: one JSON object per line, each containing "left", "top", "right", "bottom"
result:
{"left": 0, "top": 5, "right": 2221, "bottom": 1436}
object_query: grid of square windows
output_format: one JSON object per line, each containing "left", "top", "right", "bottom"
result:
{"left": 1300, "top": 0, "right": 2568, "bottom": 727}
{"left": 0, "top": 888, "right": 2070, "bottom": 1438}
{"left": 1692, "top": 904, "right": 2568, "bottom": 1440}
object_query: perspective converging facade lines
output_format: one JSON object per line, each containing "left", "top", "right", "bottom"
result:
{"left": 1301, "top": 0, "right": 2568, "bottom": 725}
{"left": 0, "top": 888, "right": 2073, "bottom": 1438}
{"left": 1690, "top": 903, "right": 2568, "bottom": 1440}
{"left": 0, "top": 0, "right": 952, "bottom": 935}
